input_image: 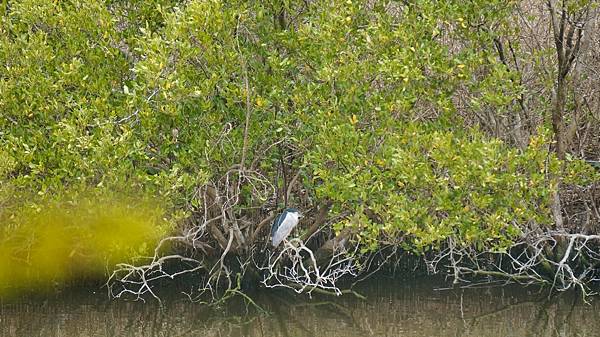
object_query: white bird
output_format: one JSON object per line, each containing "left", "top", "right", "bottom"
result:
{"left": 271, "top": 208, "right": 302, "bottom": 247}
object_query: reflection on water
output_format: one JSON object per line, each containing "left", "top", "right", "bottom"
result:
{"left": 0, "top": 276, "right": 597, "bottom": 337}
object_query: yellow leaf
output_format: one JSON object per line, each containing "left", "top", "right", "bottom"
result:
{"left": 255, "top": 97, "right": 265, "bottom": 107}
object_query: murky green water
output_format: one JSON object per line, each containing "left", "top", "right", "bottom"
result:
{"left": 0, "top": 276, "right": 598, "bottom": 337}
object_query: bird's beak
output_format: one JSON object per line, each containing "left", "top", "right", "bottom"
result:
{"left": 298, "top": 213, "right": 304, "bottom": 218}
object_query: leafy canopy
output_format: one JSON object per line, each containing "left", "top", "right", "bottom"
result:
{"left": 2, "top": 0, "right": 597, "bottom": 264}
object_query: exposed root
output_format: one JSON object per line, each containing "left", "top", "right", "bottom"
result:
{"left": 428, "top": 231, "right": 600, "bottom": 297}
{"left": 259, "top": 238, "right": 361, "bottom": 297}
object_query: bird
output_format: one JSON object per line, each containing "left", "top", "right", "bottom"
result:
{"left": 271, "top": 208, "right": 303, "bottom": 247}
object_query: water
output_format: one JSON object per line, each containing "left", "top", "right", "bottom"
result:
{"left": 1, "top": 276, "right": 598, "bottom": 337}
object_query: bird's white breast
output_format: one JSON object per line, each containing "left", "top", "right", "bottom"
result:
{"left": 272, "top": 212, "right": 300, "bottom": 247}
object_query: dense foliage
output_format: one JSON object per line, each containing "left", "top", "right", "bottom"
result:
{"left": 1, "top": 0, "right": 599, "bottom": 295}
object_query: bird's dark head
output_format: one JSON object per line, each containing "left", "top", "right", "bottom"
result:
{"left": 284, "top": 207, "right": 302, "bottom": 218}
